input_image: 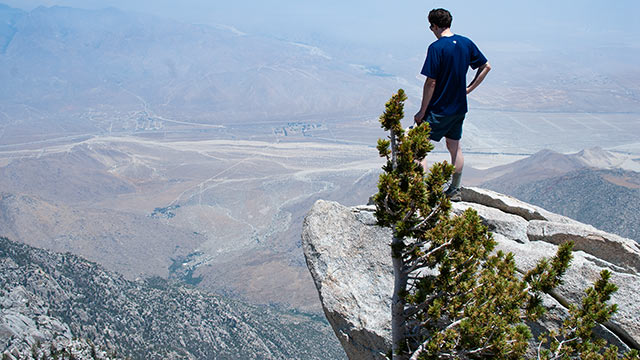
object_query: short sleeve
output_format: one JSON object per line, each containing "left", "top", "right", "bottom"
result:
{"left": 420, "top": 44, "right": 438, "bottom": 78}
{"left": 468, "top": 40, "right": 487, "bottom": 70}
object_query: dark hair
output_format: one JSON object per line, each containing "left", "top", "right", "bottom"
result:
{"left": 428, "top": 8, "right": 452, "bottom": 29}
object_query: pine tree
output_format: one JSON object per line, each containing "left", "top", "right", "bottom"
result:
{"left": 374, "top": 90, "right": 638, "bottom": 360}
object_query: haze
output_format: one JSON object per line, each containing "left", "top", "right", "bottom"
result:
{"left": 6, "top": 0, "right": 640, "bottom": 51}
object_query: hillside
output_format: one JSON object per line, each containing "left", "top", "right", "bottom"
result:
{"left": 0, "top": 192, "right": 207, "bottom": 279}
{"left": 0, "top": 236, "right": 345, "bottom": 359}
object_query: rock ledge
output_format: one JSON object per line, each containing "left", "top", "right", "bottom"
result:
{"left": 302, "top": 187, "right": 640, "bottom": 359}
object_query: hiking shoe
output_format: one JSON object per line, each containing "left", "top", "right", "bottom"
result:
{"left": 444, "top": 186, "right": 462, "bottom": 202}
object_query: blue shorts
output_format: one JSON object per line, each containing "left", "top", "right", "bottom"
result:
{"left": 423, "top": 112, "right": 465, "bottom": 141}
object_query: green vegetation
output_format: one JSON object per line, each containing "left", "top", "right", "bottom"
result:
{"left": 150, "top": 205, "right": 180, "bottom": 219}
{"left": 374, "top": 90, "right": 638, "bottom": 360}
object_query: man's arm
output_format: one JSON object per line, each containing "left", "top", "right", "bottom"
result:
{"left": 466, "top": 62, "right": 491, "bottom": 94}
{"left": 414, "top": 77, "right": 437, "bottom": 124}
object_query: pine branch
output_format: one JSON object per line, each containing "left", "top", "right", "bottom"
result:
{"left": 403, "top": 237, "right": 454, "bottom": 275}
{"left": 409, "top": 202, "right": 444, "bottom": 231}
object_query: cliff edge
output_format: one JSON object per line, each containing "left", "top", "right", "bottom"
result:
{"left": 302, "top": 187, "right": 640, "bottom": 359}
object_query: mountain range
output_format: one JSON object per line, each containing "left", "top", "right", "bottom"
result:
{"left": 0, "top": 3, "right": 401, "bottom": 146}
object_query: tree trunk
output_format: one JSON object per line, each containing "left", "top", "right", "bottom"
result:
{"left": 390, "top": 129, "right": 398, "bottom": 170}
{"left": 391, "top": 235, "right": 408, "bottom": 360}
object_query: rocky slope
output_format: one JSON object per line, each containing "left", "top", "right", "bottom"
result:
{"left": 302, "top": 187, "right": 640, "bottom": 359}
{"left": 0, "top": 236, "right": 345, "bottom": 359}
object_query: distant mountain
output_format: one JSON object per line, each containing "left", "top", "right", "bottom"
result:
{"left": 0, "top": 236, "right": 345, "bottom": 359}
{"left": 471, "top": 149, "right": 588, "bottom": 193}
{"left": 0, "top": 4, "right": 399, "bottom": 144}
{"left": 469, "top": 147, "right": 637, "bottom": 190}
{"left": 479, "top": 148, "right": 640, "bottom": 242}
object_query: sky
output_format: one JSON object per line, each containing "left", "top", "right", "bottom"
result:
{"left": 4, "top": 0, "right": 640, "bottom": 54}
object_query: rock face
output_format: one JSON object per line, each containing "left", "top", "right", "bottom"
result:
{"left": 302, "top": 201, "right": 392, "bottom": 359}
{"left": 302, "top": 187, "right": 640, "bottom": 359}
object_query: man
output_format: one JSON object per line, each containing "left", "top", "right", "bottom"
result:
{"left": 414, "top": 8, "right": 491, "bottom": 201}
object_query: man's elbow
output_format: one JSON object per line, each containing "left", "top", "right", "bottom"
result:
{"left": 483, "top": 62, "right": 492, "bottom": 72}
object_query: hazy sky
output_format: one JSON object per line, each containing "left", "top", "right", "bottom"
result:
{"left": 4, "top": 0, "right": 640, "bottom": 98}
{"left": 4, "top": 0, "right": 640, "bottom": 53}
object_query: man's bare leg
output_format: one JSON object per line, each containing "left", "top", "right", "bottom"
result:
{"left": 446, "top": 137, "right": 464, "bottom": 190}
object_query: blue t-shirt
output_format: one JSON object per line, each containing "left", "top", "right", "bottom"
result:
{"left": 420, "top": 34, "right": 487, "bottom": 116}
